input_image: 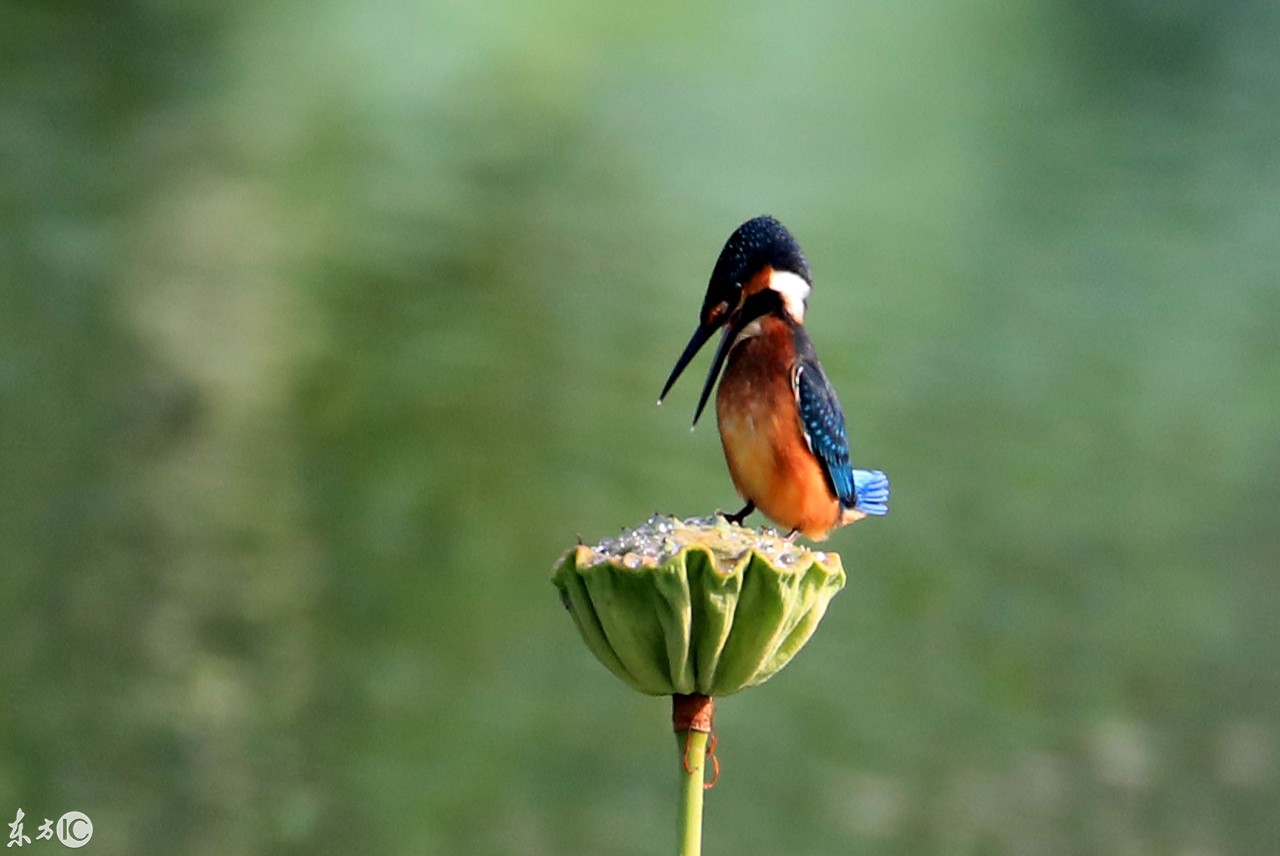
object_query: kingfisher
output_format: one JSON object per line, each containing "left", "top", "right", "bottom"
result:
{"left": 657, "top": 215, "right": 888, "bottom": 540}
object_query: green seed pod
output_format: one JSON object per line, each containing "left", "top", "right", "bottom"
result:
{"left": 552, "top": 515, "right": 846, "bottom": 697}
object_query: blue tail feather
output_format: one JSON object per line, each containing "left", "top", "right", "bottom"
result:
{"left": 852, "top": 469, "right": 889, "bottom": 516}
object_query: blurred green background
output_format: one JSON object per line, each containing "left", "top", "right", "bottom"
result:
{"left": 3, "top": 1, "right": 1278, "bottom": 854}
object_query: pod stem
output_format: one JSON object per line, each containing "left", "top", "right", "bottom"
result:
{"left": 673, "top": 693, "right": 716, "bottom": 856}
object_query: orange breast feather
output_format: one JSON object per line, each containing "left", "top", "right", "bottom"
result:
{"left": 715, "top": 317, "right": 841, "bottom": 538}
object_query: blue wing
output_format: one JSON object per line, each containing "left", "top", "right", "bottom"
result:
{"left": 795, "top": 359, "right": 890, "bottom": 516}
{"left": 794, "top": 359, "right": 857, "bottom": 508}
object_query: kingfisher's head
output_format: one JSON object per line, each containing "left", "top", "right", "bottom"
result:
{"left": 658, "top": 215, "right": 812, "bottom": 425}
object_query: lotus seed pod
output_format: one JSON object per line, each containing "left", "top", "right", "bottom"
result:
{"left": 552, "top": 515, "right": 847, "bottom": 697}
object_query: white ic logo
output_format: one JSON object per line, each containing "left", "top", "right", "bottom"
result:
{"left": 55, "top": 813, "right": 91, "bottom": 849}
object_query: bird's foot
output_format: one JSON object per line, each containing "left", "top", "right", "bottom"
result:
{"left": 719, "top": 500, "right": 756, "bottom": 527}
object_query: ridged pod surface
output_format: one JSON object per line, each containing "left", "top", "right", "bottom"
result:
{"left": 552, "top": 515, "right": 846, "bottom": 696}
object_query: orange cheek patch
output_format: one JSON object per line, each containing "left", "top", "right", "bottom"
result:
{"left": 740, "top": 266, "right": 774, "bottom": 301}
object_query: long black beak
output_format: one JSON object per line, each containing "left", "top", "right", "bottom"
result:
{"left": 658, "top": 313, "right": 746, "bottom": 428}
{"left": 689, "top": 324, "right": 736, "bottom": 426}
{"left": 657, "top": 321, "right": 716, "bottom": 407}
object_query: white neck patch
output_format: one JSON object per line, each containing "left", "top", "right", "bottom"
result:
{"left": 732, "top": 316, "right": 764, "bottom": 346}
{"left": 768, "top": 269, "right": 811, "bottom": 322}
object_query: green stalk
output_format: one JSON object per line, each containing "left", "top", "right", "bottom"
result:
{"left": 676, "top": 727, "right": 708, "bottom": 856}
